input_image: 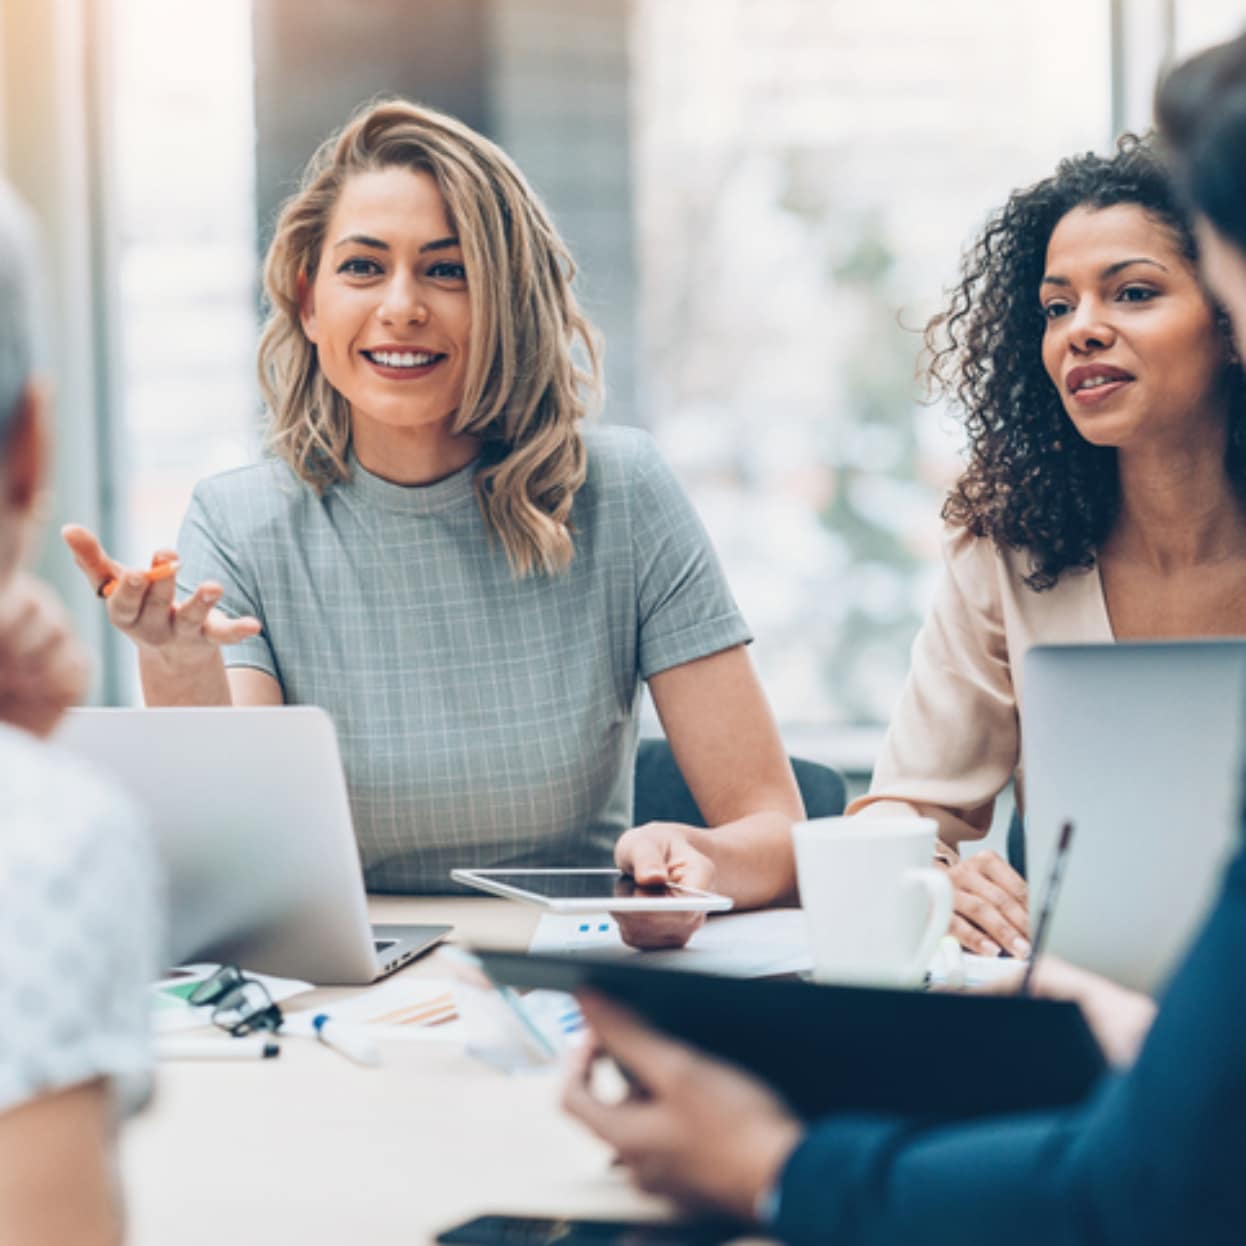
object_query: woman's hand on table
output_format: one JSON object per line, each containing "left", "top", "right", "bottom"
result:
{"left": 0, "top": 572, "right": 89, "bottom": 736}
{"left": 942, "top": 848, "right": 1031, "bottom": 959}
{"left": 612, "top": 823, "right": 715, "bottom": 950}
{"left": 562, "top": 991, "right": 802, "bottom": 1221}
{"left": 979, "top": 955, "right": 1157, "bottom": 1068}
{"left": 62, "top": 524, "right": 261, "bottom": 662}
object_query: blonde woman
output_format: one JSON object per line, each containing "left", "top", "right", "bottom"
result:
{"left": 64, "top": 100, "right": 802, "bottom": 944}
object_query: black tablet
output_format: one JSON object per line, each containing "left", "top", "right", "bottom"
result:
{"left": 475, "top": 949, "right": 1108, "bottom": 1120}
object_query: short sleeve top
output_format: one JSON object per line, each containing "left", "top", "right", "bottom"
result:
{"left": 176, "top": 424, "right": 751, "bottom": 891}
{"left": 0, "top": 723, "right": 163, "bottom": 1119}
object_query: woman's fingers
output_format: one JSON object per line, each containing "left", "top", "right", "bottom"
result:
{"left": 948, "top": 852, "right": 1031, "bottom": 958}
{"left": 972, "top": 850, "right": 1029, "bottom": 906}
{"left": 172, "top": 585, "right": 222, "bottom": 637}
{"left": 615, "top": 909, "right": 706, "bottom": 951}
{"left": 63, "top": 527, "right": 188, "bottom": 647}
{"left": 950, "top": 912, "right": 1004, "bottom": 957}
{"left": 105, "top": 567, "right": 160, "bottom": 631}
{"left": 200, "top": 606, "right": 262, "bottom": 647}
{"left": 170, "top": 585, "right": 261, "bottom": 647}
{"left": 62, "top": 530, "right": 251, "bottom": 653}
{"left": 957, "top": 872, "right": 1030, "bottom": 950}
{"left": 61, "top": 524, "right": 120, "bottom": 594}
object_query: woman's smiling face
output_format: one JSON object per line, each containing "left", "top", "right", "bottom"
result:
{"left": 300, "top": 165, "right": 472, "bottom": 439}
{"left": 1039, "top": 202, "right": 1227, "bottom": 450}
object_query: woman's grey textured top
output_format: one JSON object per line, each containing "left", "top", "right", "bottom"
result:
{"left": 0, "top": 723, "right": 161, "bottom": 1119}
{"left": 176, "top": 425, "right": 751, "bottom": 892}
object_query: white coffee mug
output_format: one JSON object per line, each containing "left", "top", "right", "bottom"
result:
{"left": 793, "top": 815, "right": 953, "bottom": 987}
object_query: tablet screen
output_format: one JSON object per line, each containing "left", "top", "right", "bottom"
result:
{"left": 477, "top": 871, "right": 684, "bottom": 901}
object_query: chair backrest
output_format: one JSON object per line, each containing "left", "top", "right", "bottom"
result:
{"left": 632, "top": 738, "right": 846, "bottom": 828}
{"left": 1007, "top": 809, "right": 1027, "bottom": 879}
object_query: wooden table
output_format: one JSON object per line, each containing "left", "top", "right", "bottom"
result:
{"left": 123, "top": 896, "right": 667, "bottom": 1245}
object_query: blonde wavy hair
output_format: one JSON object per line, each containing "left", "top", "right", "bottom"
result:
{"left": 258, "top": 98, "right": 602, "bottom": 577}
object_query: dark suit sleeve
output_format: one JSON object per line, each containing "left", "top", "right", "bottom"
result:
{"left": 773, "top": 846, "right": 1246, "bottom": 1246}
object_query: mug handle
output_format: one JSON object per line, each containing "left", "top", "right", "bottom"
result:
{"left": 902, "top": 867, "right": 954, "bottom": 983}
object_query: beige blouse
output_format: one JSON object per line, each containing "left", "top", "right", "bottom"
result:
{"left": 848, "top": 523, "right": 1113, "bottom": 850}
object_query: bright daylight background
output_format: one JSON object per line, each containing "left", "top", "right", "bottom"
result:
{"left": 3, "top": 0, "right": 1244, "bottom": 769}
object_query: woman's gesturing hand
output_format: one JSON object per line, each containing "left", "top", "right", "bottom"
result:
{"left": 943, "top": 848, "right": 1032, "bottom": 959}
{"left": 62, "top": 524, "right": 260, "bottom": 661}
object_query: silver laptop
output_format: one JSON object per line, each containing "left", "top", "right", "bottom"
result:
{"left": 54, "top": 706, "right": 450, "bottom": 985}
{"left": 1024, "top": 641, "right": 1246, "bottom": 994}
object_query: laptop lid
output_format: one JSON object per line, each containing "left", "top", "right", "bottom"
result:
{"left": 54, "top": 706, "right": 390, "bottom": 984}
{"left": 1023, "top": 641, "right": 1246, "bottom": 994}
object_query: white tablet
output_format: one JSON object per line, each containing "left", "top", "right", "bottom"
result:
{"left": 449, "top": 868, "right": 734, "bottom": 913}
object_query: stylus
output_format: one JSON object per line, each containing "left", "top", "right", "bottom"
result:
{"left": 96, "top": 557, "right": 180, "bottom": 600}
{"left": 157, "top": 1035, "right": 280, "bottom": 1061}
{"left": 1020, "top": 819, "right": 1076, "bottom": 996}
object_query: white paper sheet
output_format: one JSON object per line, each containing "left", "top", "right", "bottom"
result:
{"left": 528, "top": 907, "right": 815, "bottom": 977}
{"left": 528, "top": 911, "right": 1030, "bottom": 987}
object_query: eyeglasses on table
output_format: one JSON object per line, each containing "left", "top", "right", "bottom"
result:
{"left": 187, "top": 964, "right": 285, "bottom": 1037}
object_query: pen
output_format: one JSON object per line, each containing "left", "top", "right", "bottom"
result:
{"left": 96, "top": 558, "right": 179, "bottom": 600}
{"left": 312, "top": 1013, "right": 382, "bottom": 1067}
{"left": 157, "top": 1035, "right": 280, "bottom": 1061}
{"left": 1020, "top": 819, "right": 1076, "bottom": 996}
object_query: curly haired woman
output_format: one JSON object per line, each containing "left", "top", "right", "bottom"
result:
{"left": 850, "top": 136, "right": 1246, "bottom": 957}
{"left": 61, "top": 100, "right": 803, "bottom": 945}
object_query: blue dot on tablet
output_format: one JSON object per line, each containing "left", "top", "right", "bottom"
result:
{"left": 579, "top": 924, "right": 589, "bottom": 933}
{"left": 598, "top": 923, "right": 609, "bottom": 932}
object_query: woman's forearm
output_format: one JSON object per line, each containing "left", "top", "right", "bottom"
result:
{"left": 686, "top": 812, "right": 799, "bottom": 908}
{"left": 138, "top": 648, "right": 233, "bottom": 706}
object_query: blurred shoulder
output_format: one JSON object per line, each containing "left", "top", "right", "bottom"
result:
{"left": 187, "top": 457, "right": 313, "bottom": 529}
{"left": 941, "top": 521, "right": 1006, "bottom": 571}
{"left": 936, "top": 522, "right": 1015, "bottom": 617}
{"left": 580, "top": 423, "right": 677, "bottom": 495}
{"left": 0, "top": 723, "right": 157, "bottom": 894}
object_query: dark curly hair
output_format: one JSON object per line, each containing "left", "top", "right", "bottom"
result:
{"left": 927, "top": 136, "right": 1246, "bottom": 590}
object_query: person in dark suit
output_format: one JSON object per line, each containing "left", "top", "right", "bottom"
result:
{"left": 562, "top": 32, "right": 1246, "bottom": 1245}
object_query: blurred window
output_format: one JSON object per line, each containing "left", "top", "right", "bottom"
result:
{"left": 101, "top": 0, "right": 1245, "bottom": 724}
{"left": 632, "top": 0, "right": 1116, "bottom": 728}
{"left": 109, "top": 0, "right": 258, "bottom": 698}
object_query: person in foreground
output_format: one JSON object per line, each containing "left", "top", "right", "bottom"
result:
{"left": 563, "top": 39, "right": 1246, "bottom": 1244}
{"left": 0, "top": 183, "right": 162, "bottom": 1243}
{"left": 61, "top": 99, "right": 803, "bottom": 946}
{"left": 850, "top": 135, "right": 1246, "bottom": 958}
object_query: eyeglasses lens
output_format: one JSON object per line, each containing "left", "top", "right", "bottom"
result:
{"left": 212, "top": 980, "right": 283, "bottom": 1036}
{"left": 187, "top": 964, "right": 246, "bottom": 1008}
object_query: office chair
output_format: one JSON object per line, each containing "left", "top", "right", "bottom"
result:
{"left": 632, "top": 737, "right": 847, "bottom": 827}
{"left": 1007, "top": 810, "right": 1027, "bottom": 879}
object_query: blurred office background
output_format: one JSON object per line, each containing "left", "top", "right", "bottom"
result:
{"left": 0, "top": 0, "right": 1242, "bottom": 770}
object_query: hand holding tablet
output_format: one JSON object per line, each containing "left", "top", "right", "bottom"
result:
{"left": 449, "top": 868, "right": 733, "bottom": 913}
